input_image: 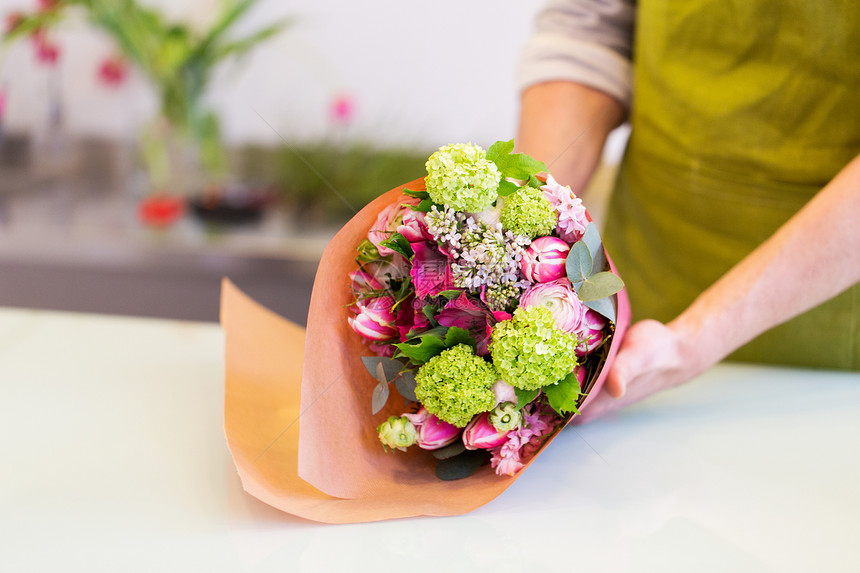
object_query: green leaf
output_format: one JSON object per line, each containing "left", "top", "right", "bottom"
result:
{"left": 432, "top": 441, "right": 467, "bottom": 460}
{"left": 444, "top": 326, "right": 476, "bottom": 351}
{"left": 403, "top": 187, "right": 430, "bottom": 200}
{"left": 527, "top": 175, "right": 543, "bottom": 189}
{"left": 437, "top": 290, "right": 463, "bottom": 299}
{"left": 379, "top": 232, "right": 414, "bottom": 259}
{"left": 435, "top": 450, "right": 490, "bottom": 481}
{"left": 582, "top": 296, "right": 618, "bottom": 323}
{"left": 485, "top": 140, "right": 547, "bottom": 180}
{"left": 413, "top": 198, "right": 434, "bottom": 212}
{"left": 544, "top": 370, "right": 583, "bottom": 416}
{"left": 497, "top": 179, "right": 520, "bottom": 197}
{"left": 361, "top": 356, "right": 405, "bottom": 383}
{"left": 566, "top": 241, "right": 593, "bottom": 284}
{"left": 395, "top": 335, "right": 447, "bottom": 364}
{"left": 394, "top": 370, "right": 418, "bottom": 402}
{"left": 371, "top": 381, "right": 390, "bottom": 415}
{"left": 355, "top": 239, "right": 380, "bottom": 264}
{"left": 486, "top": 139, "right": 515, "bottom": 163}
{"left": 421, "top": 305, "right": 437, "bottom": 324}
{"left": 514, "top": 388, "right": 540, "bottom": 410}
{"left": 577, "top": 272, "right": 625, "bottom": 302}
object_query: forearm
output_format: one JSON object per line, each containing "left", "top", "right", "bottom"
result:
{"left": 671, "top": 153, "right": 860, "bottom": 374}
{"left": 516, "top": 81, "right": 625, "bottom": 194}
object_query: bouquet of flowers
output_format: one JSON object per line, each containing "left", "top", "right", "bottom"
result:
{"left": 220, "top": 139, "right": 629, "bottom": 523}
{"left": 348, "top": 141, "right": 624, "bottom": 479}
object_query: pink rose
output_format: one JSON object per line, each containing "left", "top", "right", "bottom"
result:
{"left": 520, "top": 278, "right": 587, "bottom": 334}
{"left": 368, "top": 196, "right": 419, "bottom": 255}
{"left": 347, "top": 296, "right": 397, "bottom": 341}
{"left": 404, "top": 407, "right": 461, "bottom": 450}
{"left": 521, "top": 236, "right": 570, "bottom": 282}
{"left": 575, "top": 309, "right": 608, "bottom": 357}
{"left": 463, "top": 412, "right": 512, "bottom": 450}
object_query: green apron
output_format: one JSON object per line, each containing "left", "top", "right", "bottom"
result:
{"left": 603, "top": 0, "right": 860, "bottom": 369}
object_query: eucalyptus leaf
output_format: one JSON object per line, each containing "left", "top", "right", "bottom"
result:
{"left": 582, "top": 295, "right": 618, "bottom": 323}
{"left": 581, "top": 223, "right": 607, "bottom": 272}
{"left": 577, "top": 272, "right": 625, "bottom": 302}
{"left": 566, "top": 241, "right": 593, "bottom": 284}
{"left": 514, "top": 387, "right": 540, "bottom": 410}
{"left": 431, "top": 441, "right": 466, "bottom": 460}
{"left": 394, "top": 370, "right": 418, "bottom": 402}
{"left": 435, "top": 450, "right": 490, "bottom": 481}
{"left": 371, "top": 381, "right": 390, "bottom": 415}
{"left": 361, "top": 356, "right": 405, "bottom": 383}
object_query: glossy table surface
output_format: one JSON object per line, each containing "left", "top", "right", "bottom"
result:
{"left": 1, "top": 307, "right": 858, "bottom": 572}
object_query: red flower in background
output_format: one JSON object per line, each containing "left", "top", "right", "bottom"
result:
{"left": 98, "top": 56, "right": 127, "bottom": 86}
{"left": 138, "top": 195, "right": 186, "bottom": 228}
{"left": 329, "top": 93, "right": 355, "bottom": 124}
{"left": 4, "top": 12, "right": 25, "bottom": 33}
{"left": 32, "top": 31, "right": 60, "bottom": 66}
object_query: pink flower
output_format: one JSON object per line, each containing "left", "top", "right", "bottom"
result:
{"left": 348, "top": 296, "right": 397, "bottom": 341}
{"left": 463, "top": 412, "right": 512, "bottom": 450}
{"left": 349, "top": 269, "right": 383, "bottom": 293}
{"left": 435, "top": 293, "right": 496, "bottom": 355}
{"left": 521, "top": 236, "right": 570, "bottom": 282}
{"left": 520, "top": 278, "right": 588, "bottom": 334}
{"left": 490, "top": 401, "right": 562, "bottom": 476}
{"left": 329, "top": 93, "right": 356, "bottom": 124}
{"left": 575, "top": 309, "right": 608, "bottom": 357}
{"left": 491, "top": 437, "right": 525, "bottom": 476}
{"left": 394, "top": 295, "right": 430, "bottom": 341}
{"left": 541, "top": 175, "right": 589, "bottom": 244}
{"left": 98, "top": 56, "right": 127, "bottom": 86}
{"left": 410, "top": 241, "right": 455, "bottom": 299}
{"left": 492, "top": 380, "right": 517, "bottom": 406}
{"left": 363, "top": 254, "right": 410, "bottom": 289}
{"left": 396, "top": 208, "right": 430, "bottom": 243}
{"left": 33, "top": 33, "right": 60, "bottom": 66}
{"left": 368, "top": 196, "right": 419, "bottom": 256}
{"left": 404, "top": 407, "right": 461, "bottom": 450}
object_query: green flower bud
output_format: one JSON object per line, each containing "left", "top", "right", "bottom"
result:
{"left": 425, "top": 143, "right": 501, "bottom": 212}
{"left": 500, "top": 187, "right": 557, "bottom": 239}
{"left": 377, "top": 415, "right": 417, "bottom": 451}
{"left": 489, "top": 402, "right": 522, "bottom": 432}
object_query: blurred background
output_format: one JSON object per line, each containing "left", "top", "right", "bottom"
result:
{"left": 0, "top": 0, "right": 625, "bottom": 324}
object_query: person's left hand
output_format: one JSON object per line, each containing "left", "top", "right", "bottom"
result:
{"left": 575, "top": 319, "right": 695, "bottom": 424}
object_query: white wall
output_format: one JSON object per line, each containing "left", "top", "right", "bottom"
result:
{"left": 0, "top": 0, "right": 545, "bottom": 149}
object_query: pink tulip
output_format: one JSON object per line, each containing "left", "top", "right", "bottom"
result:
{"left": 404, "top": 407, "right": 461, "bottom": 450}
{"left": 368, "top": 196, "right": 419, "bottom": 256}
{"left": 348, "top": 296, "right": 397, "bottom": 341}
{"left": 397, "top": 208, "right": 430, "bottom": 243}
{"left": 463, "top": 412, "right": 512, "bottom": 450}
{"left": 349, "top": 270, "right": 383, "bottom": 293}
{"left": 521, "top": 236, "right": 570, "bottom": 283}
{"left": 520, "top": 278, "right": 588, "bottom": 334}
{"left": 575, "top": 309, "right": 608, "bottom": 357}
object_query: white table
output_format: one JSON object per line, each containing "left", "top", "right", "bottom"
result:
{"left": 1, "top": 307, "right": 858, "bottom": 572}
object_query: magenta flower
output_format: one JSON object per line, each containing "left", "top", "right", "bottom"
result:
{"left": 410, "top": 241, "right": 455, "bottom": 299}
{"left": 368, "top": 197, "right": 419, "bottom": 256}
{"left": 330, "top": 93, "right": 356, "bottom": 124}
{"left": 348, "top": 296, "right": 397, "bottom": 341}
{"left": 463, "top": 412, "right": 512, "bottom": 450}
{"left": 541, "top": 175, "right": 589, "bottom": 244}
{"left": 395, "top": 295, "right": 430, "bottom": 341}
{"left": 521, "top": 236, "right": 570, "bottom": 283}
{"left": 575, "top": 309, "right": 608, "bottom": 357}
{"left": 349, "top": 269, "right": 383, "bottom": 293}
{"left": 520, "top": 278, "right": 588, "bottom": 334}
{"left": 436, "top": 293, "right": 498, "bottom": 355}
{"left": 404, "top": 407, "right": 461, "bottom": 450}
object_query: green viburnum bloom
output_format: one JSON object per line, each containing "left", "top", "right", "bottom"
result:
{"left": 377, "top": 416, "right": 417, "bottom": 451}
{"left": 499, "top": 187, "right": 557, "bottom": 239}
{"left": 489, "top": 402, "right": 522, "bottom": 432}
{"left": 490, "top": 306, "right": 578, "bottom": 391}
{"left": 414, "top": 344, "right": 496, "bottom": 428}
{"left": 425, "top": 143, "right": 501, "bottom": 213}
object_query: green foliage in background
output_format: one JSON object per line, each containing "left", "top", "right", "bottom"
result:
{"left": 3, "top": 0, "right": 290, "bottom": 187}
{"left": 234, "top": 143, "right": 433, "bottom": 224}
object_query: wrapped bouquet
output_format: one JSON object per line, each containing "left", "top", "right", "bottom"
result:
{"left": 348, "top": 141, "right": 625, "bottom": 479}
{"left": 221, "top": 139, "right": 629, "bottom": 522}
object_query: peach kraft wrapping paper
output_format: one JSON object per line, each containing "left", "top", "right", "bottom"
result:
{"left": 221, "top": 178, "right": 630, "bottom": 524}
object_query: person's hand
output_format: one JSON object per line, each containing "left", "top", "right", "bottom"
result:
{"left": 576, "top": 319, "right": 697, "bottom": 423}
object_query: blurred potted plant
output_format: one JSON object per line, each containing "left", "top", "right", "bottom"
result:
{"left": 2, "top": 0, "right": 290, "bottom": 226}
